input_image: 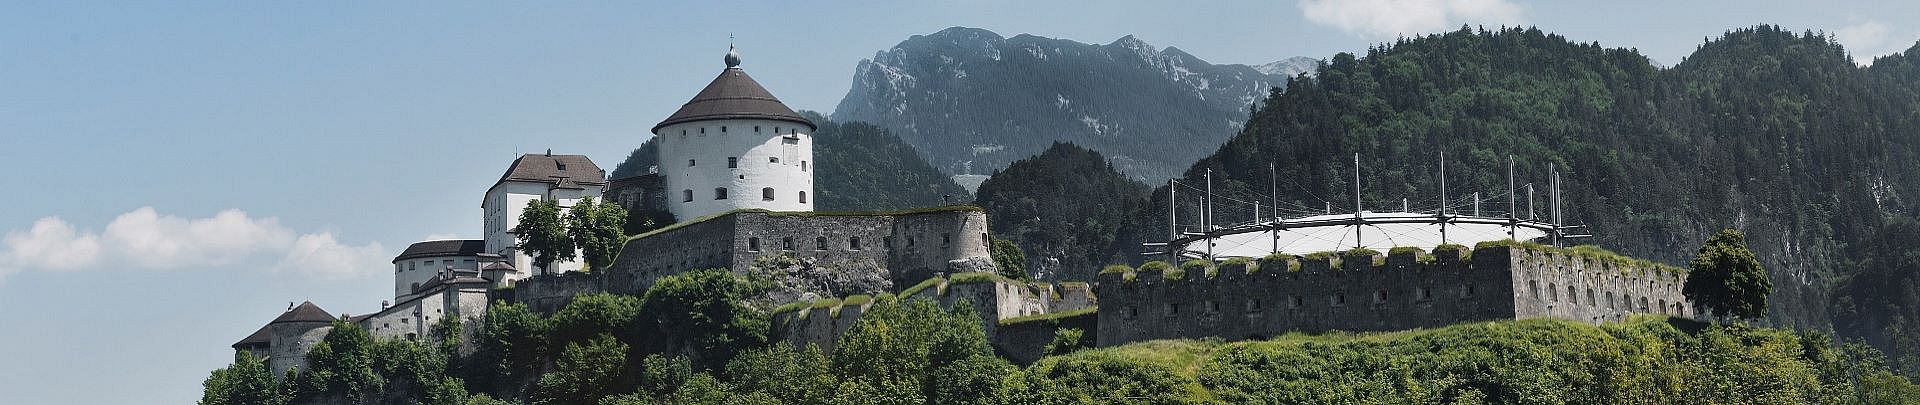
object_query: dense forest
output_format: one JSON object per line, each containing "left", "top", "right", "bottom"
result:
{"left": 609, "top": 113, "right": 967, "bottom": 212}
{"left": 203, "top": 268, "right": 1920, "bottom": 404}
{"left": 1006, "top": 26, "right": 1920, "bottom": 373}
{"left": 973, "top": 143, "right": 1150, "bottom": 280}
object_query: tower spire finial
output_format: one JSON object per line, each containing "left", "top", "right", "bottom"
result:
{"left": 724, "top": 35, "right": 741, "bottom": 68}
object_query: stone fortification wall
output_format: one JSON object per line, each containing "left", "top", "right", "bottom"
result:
{"left": 269, "top": 321, "right": 333, "bottom": 376}
{"left": 768, "top": 299, "right": 872, "bottom": 354}
{"left": 993, "top": 310, "right": 1097, "bottom": 365}
{"left": 1096, "top": 248, "right": 1515, "bottom": 346}
{"left": 360, "top": 283, "right": 490, "bottom": 352}
{"left": 607, "top": 208, "right": 994, "bottom": 295}
{"left": 884, "top": 210, "right": 993, "bottom": 283}
{"left": 608, "top": 214, "right": 739, "bottom": 295}
{"left": 515, "top": 272, "right": 608, "bottom": 314}
{"left": 1095, "top": 246, "right": 1692, "bottom": 347}
{"left": 768, "top": 273, "right": 1095, "bottom": 357}
{"left": 1500, "top": 247, "right": 1692, "bottom": 323}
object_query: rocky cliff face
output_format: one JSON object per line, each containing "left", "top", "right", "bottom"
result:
{"left": 834, "top": 27, "right": 1305, "bottom": 182}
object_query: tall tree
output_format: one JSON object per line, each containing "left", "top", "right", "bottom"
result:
{"left": 632, "top": 269, "right": 770, "bottom": 370}
{"left": 1685, "top": 228, "right": 1772, "bottom": 321}
{"left": 199, "top": 352, "right": 286, "bottom": 405}
{"left": 566, "top": 197, "right": 627, "bottom": 270}
{"left": 990, "top": 237, "right": 1029, "bottom": 280}
{"left": 513, "top": 199, "right": 574, "bottom": 274}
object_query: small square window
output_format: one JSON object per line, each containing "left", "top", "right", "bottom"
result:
{"left": 728, "top": 157, "right": 738, "bottom": 168}
{"left": 770, "top": 157, "right": 780, "bottom": 164}
{"left": 688, "top": 159, "right": 697, "bottom": 167}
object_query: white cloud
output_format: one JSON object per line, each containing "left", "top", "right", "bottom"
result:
{"left": 423, "top": 233, "right": 469, "bottom": 241}
{"left": 0, "top": 207, "right": 385, "bottom": 282}
{"left": 276, "top": 233, "right": 389, "bottom": 280}
{"left": 1835, "top": 20, "right": 1894, "bottom": 65}
{"left": 2, "top": 217, "right": 104, "bottom": 272}
{"left": 103, "top": 207, "right": 295, "bottom": 268}
{"left": 1299, "top": 0, "right": 1526, "bottom": 38}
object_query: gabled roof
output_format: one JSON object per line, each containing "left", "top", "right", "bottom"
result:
{"left": 494, "top": 154, "right": 607, "bottom": 188}
{"left": 652, "top": 56, "right": 814, "bottom": 133}
{"left": 393, "top": 240, "right": 487, "bottom": 263}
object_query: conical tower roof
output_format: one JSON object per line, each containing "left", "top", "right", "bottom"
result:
{"left": 232, "top": 301, "right": 334, "bottom": 348}
{"left": 652, "top": 47, "right": 815, "bottom": 133}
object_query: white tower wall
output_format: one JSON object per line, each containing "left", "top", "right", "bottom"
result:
{"left": 657, "top": 118, "right": 814, "bottom": 219}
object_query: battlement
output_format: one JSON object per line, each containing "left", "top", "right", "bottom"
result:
{"left": 771, "top": 272, "right": 1096, "bottom": 360}
{"left": 1096, "top": 243, "right": 1691, "bottom": 346}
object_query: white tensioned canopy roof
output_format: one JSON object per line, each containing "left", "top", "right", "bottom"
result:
{"left": 1180, "top": 211, "right": 1549, "bottom": 259}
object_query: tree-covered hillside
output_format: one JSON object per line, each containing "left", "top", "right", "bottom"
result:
{"left": 610, "top": 113, "right": 967, "bottom": 212}
{"left": 973, "top": 143, "right": 1150, "bottom": 280}
{"left": 203, "top": 291, "right": 1920, "bottom": 404}
{"left": 1141, "top": 26, "right": 1920, "bottom": 334}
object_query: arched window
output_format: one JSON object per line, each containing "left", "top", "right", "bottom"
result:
{"left": 683, "top": 189, "right": 693, "bottom": 202}
{"left": 1658, "top": 299, "right": 1667, "bottom": 315}
{"left": 1529, "top": 280, "right": 1539, "bottom": 298}
{"left": 714, "top": 188, "right": 728, "bottom": 200}
{"left": 815, "top": 237, "right": 828, "bottom": 251}
{"left": 762, "top": 187, "right": 775, "bottom": 201}
{"left": 1567, "top": 285, "right": 1578, "bottom": 306}
{"left": 798, "top": 191, "right": 807, "bottom": 203}
{"left": 1548, "top": 283, "right": 1558, "bottom": 302}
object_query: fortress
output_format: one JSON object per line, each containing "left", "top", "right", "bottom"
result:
{"left": 231, "top": 47, "right": 1695, "bottom": 374}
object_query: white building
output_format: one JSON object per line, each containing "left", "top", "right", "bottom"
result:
{"left": 481, "top": 153, "right": 606, "bottom": 278}
{"left": 654, "top": 46, "right": 816, "bottom": 220}
{"left": 389, "top": 239, "right": 489, "bottom": 299}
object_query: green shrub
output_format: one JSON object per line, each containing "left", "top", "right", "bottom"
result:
{"left": 1387, "top": 246, "right": 1425, "bottom": 256}
{"left": 1136, "top": 261, "right": 1175, "bottom": 282}
{"left": 900, "top": 276, "right": 945, "bottom": 298}
{"left": 1341, "top": 247, "right": 1380, "bottom": 258}
{"left": 949, "top": 272, "right": 1005, "bottom": 285}
{"left": 1220, "top": 257, "right": 1257, "bottom": 276}
{"left": 1099, "top": 264, "right": 1134, "bottom": 275}
{"left": 1179, "top": 259, "right": 1214, "bottom": 279}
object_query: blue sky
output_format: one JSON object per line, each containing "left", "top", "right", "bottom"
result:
{"left": 1, "top": 1, "right": 1914, "bottom": 403}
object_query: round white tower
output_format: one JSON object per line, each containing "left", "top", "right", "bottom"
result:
{"left": 654, "top": 46, "right": 816, "bottom": 220}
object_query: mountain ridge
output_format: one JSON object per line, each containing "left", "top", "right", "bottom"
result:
{"left": 833, "top": 27, "right": 1310, "bottom": 182}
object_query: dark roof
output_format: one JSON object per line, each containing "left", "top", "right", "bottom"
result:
{"left": 393, "top": 240, "right": 486, "bottom": 263}
{"left": 236, "top": 301, "right": 334, "bottom": 348}
{"left": 652, "top": 67, "right": 815, "bottom": 133}
{"left": 415, "top": 274, "right": 492, "bottom": 294}
{"left": 232, "top": 325, "right": 272, "bottom": 349}
{"left": 275, "top": 301, "right": 336, "bottom": 324}
{"left": 494, "top": 154, "right": 607, "bottom": 188}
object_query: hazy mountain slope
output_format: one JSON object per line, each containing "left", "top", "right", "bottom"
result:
{"left": 833, "top": 27, "right": 1301, "bottom": 182}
